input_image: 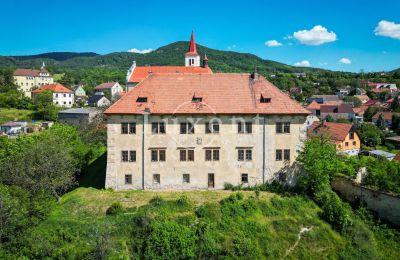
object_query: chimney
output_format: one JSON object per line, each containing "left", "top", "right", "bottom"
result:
{"left": 250, "top": 66, "right": 258, "bottom": 80}
{"left": 203, "top": 53, "right": 209, "bottom": 68}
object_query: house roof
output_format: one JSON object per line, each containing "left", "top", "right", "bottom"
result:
{"left": 105, "top": 73, "right": 311, "bottom": 115}
{"left": 353, "top": 105, "right": 368, "bottom": 115}
{"left": 309, "top": 121, "right": 353, "bottom": 142}
{"left": 88, "top": 95, "right": 109, "bottom": 104}
{"left": 364, "top": 99, "right": 379, "bottom": 106}
{"left": 369, "top": 150, "right": 395, "bottom": 159}
{"left": 306, "top": 100, "right": 320, "bottom": 110}
{"left": 311, "top": 95, "right": 340, "bottom": 102}
{"left": 14, "top": 68, "right": 49, "bottom": 77}
{"left": 372, "top": 112, "right": 396, "bottom": 121}
{"left": 32, "top": 84, "right": 73, "bottom": 93}
{"left": 59, "top": 107, "right": 100, "bottom": 115}
{"left": 128, "top": 66, "right": 213, "bottom": 83}
{"left": 355, "top": 95, "right": 369, "bottom": 101}
{"left": 1, "top": 121, "right": 26, "bottom": 127}
{"left": 320, "top": 103, "right": 354, "bottom": 114}
{"left": 95, "top": 82, "right": 119, "bottom": 90}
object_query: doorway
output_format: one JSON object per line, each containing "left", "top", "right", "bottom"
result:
{"left": 208, "top": 173, "right": 215, "bottom": 188}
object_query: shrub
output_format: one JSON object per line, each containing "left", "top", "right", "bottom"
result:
{"left": 149, "top": 195, "right": 165, "bottom": 206}
{"left": 224, "top": 182, "right": 234, "bottom": 190}
{"left": 106, "top": 202, "right": 124, "bottom": 216}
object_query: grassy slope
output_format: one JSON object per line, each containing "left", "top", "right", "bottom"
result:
{"left": 25, "top": 188, "right": 346, "bottom": 258}
{"left": 0, "top": 108, "right": 35, "bottom": 124}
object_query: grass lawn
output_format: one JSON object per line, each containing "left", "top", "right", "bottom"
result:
{"left": 0, "top": 108, "right": 35, "bottom": 124}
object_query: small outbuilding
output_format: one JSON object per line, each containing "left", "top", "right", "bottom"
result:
{"left": 58, "top": 107, "right": 101, "bottom": 126}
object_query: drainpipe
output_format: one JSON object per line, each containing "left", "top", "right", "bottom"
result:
{"left": 142, "top": 108, "right": 151, "bottom": 190}
{"left": 262, "top": 116, "right": 266, "bottom": 184}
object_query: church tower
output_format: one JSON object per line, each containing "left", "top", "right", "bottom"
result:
{"left": 185, "top": 31, "right": 200, "bottom": 67}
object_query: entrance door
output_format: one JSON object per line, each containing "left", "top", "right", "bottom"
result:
{"left": 208, "top": 173, "right": 215, "bottom": 188}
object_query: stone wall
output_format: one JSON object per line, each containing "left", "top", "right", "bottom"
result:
{"left": 332, "top": 176, "right": 400, "bottom": 226}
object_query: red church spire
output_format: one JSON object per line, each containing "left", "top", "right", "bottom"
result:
{"left": 187, "top": 30, "right": 197, "bottom": 55}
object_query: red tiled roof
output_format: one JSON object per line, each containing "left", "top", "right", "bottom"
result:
{"left": 306, "top": 100, "right": 320, "bottom": 110}
{"left": 128, "top": 66, "right": 213, "bottom": 83}
{"left": 32, "top": 84, "right": 72, "bottom": 93}
{"left": 320, "top": 103, "right": 354, "bottom": 114}
{"left": 14, "top": 68, "right": 49, "bottom": 77}
{"left": 353, "top": 105, "right": 368, "bottom": 114}
{"left": 363, "top": 100, "right": 378, "bottom": 106}
{"left": 105, "top": 73, "right": 311, "bottom": 115}
{"left": 95, "top": 82, "right": 118, "bottom": 90}
{"left": 372, "top": 112, "right": 396, "bottom": 121}
{"left": 355, "top": 95, "right": 369, "bottom": 101}
{"left": 309, "top": 121, "right": 353, "bottom": 142}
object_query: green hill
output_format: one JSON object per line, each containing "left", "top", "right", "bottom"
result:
{"left": 0, "top": 42, "right": 326, "bottom": 74}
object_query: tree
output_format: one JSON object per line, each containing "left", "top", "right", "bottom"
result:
{"left": 363, "top": 107, "right": 378, "bottom": 122}
{"left": 359, "top": 123, "right": 382, "bottom": 147}
{"left": 343, "top": 96, "right": 362, "bottom": 108}
{"left": 390, "top": 96, "right": 400, "bottom": 112}
{"left": 376, "top": 113, "right": 386, "bottom": 130}
{"left": 325, "top": 115, "right": 335, "bottom": 122}
{"left": 34, "top": 90, "right": 58, "bottom": 121}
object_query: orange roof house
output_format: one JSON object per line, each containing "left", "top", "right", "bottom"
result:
{"left": 125, "top": 31, "right": 213, "bottom": 91}
{"left": 105, "top": 73, "right": 310, "bottom": 115}
{"left": 32, "top": 83, "right": 73, "bottom": 93}
{"left": 309, "top": 121, "right": 361, "bottom": 155}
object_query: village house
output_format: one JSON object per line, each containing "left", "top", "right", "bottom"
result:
{"left": 88, "top": 93, "right": 111, "bottom": 107}
{"left": 13, "top": 63, "right": 54, "bottom": 97}
{"left": 32, "top": 84, "right": 74, "bottom": 107}
{"left": 355, "top": 95, "right": 370, "bottom": 104}
{"left": 125, "top": 31, "right": 213, "bottom": 91}
{"left": 335, "top": 85, "right": 352, "bottom": 96}
{"left": 309, "top": 121, "right": 360, "bottom": 156}
{"left": 320, "top": 103, "right": 355, "bottom": 120}
{"left": 94, "top": 82, "right": 123, "bottom": 99}
{"left": 372, "top": 112, "right": 397, "bottom": 127}
{"left": 306, "top": 95, "right": 341, "bottom": 104}
{"left": 104, "top": 71, "right": 310, "bottom": 190}
{"left": 58, "top": 107, "right": 101, "bottom": 126}
{"left": 72, "top": 85, "right": 86, "bottom": 97}
{"left": 369, "top": 83, "right": 397, "bottom": 93}
{"left": 0, "top": 121, "right": 27, "bottom": 136}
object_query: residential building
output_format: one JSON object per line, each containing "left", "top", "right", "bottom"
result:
{"left": 309, "top": 122, "right": 360, "bottom": 156}
{"left": 0, "top": 121, "right": 27, "bottom": 136}
{"left": 320, "top": 103, "right": 355, "bottom": 120}
{"left": 125, "top": 31, "right": 213, "bottom": 91}
{"left": 72, "top": 85, "right": 86, "bottom": 97}
{"left": 372, "top": 112, "right": 397, "bottom": 127}
{"left": 13, "top": 63, "right": 54, "bottom": 97}
{"left": 104, "top": 73, "right": 310, "bottom": 190}
{"left": 88, "top": 93, "right": 111, "bottom": 107}
{"left": 306, "top": 100, "right": 321, "bottom": 116}
{"left": 306, "top": 95, "right": 341, "bottom": 104}
{"left": 305, "top": 115, "right": 320, "bottom": 129}
{"left": 32, "top": 84, "right": 74, "bottom": 107}
{"left": 336, "top": 86, "right": 352, "bottom": 96}
{"left": 58, "top": 107, "right": 101, "bottom": 126}
{"left": 94, "top": 82, "right": 123, "bottom": 99}
{"left": 355, "top": 95, "right": 369, "bottom": 104}
{"left": 369, "top": 83, "right": 397, "bottom": 93}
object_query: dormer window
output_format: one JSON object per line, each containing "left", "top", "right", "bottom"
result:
{"left": 260, "top": 95, "right": 271, "bottom": 103}
{"left": 136, "top": 97, "right": 148, "bottom": 103}
{"left": 192, "top": 96, "right": 202, "bottom": 102}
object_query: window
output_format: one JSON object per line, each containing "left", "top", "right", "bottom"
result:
{"left": 125, "top": 174, "right": 132, "bottom": 184}
{"left": 129, "top": 123, "right": 136, "bottom": 134}
{"left": 129, "top": 150, "right": 136, "bottom": 162}
{"left": 192, "top": 96, "right": 202, "bottom": 102}
{"left": 284, "top": 149, "right": 290, "bottom": 161}
{"left": 136, "top": 97, "right": 148, "bottom": 102}
{"left": 241, "top": 173, "right": 248, "bottom": 183}
{"left": 55, "top": 94, "right": 58, "bottom": 97}
{"left": 260, "top": 95, "right": 271, "bottom": 103}
{"left": 353, "top": 141, "right": 356, "bottom": 146}
{"left": 276, "top": 149, "right": 283, "bottom": 161}
{"left": 152, "top": 122, "right": 166, "bottom": 134}
{"left": 345, "top": 142, "right": 349, "bottom": 147}
{"left": 180, "top": 149, "right": 194, "bottom": 161}
{"left": 238, "top": 149, "right": 252, "bottom": 161}
{"left": 183, "top": 174, "right": 190, "bottom": 183}
{"left": 63, "top": 101, "right": 66, "bottom": 105}
{"left": 349, "top": 132, "right": 354, "bottom": 139}
{"left": 121, "top": 123, "right": 128, "bottom": 134}
{"left": 205, "top": 149, "right": 219, "bottom": 161}
{"left": 151, "top": 149, "right": 166, "bottom": 162}
{"left": 122, "top": 151, "right": 129, "bottom": 162}
{"left": 180, "top": 122, "right": 194, "bottom": 134}
{"left": 276, "top": 122, "right": 290, "bottom": 133}
{"left": 63, "top": 94, "right": 66, "bottom": 97}
{"left": 153, "top": 174, "right": 160, "bottom": 184}
{"left": 205, "top": 122, "right": 219, "bottom": 134}
{"left": 238, "top": 122, "right": 252, "bottom": 133}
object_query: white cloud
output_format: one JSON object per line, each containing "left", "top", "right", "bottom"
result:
{"left": 339, "top": 58, "right": 351, "bottom": 64}
{"left": 294, "top": 60, "right": 311, "bottom": 67}
{"left": 128, "top": 48, "right": 153, "bottom": 54}
{"left": 293, "top": 25, "right": 337, "bottom": 45}
{"left": 265, "top": 40, "right": 282, "bottom": 47}
{"left": 227, "top": 44, "right": 237, "bottom": 50}
{"left": 374, "top": 20, "right": 400, "bottom": 39}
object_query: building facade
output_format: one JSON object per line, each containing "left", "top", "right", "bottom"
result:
{"left": 94, "top": 82, "right": 123, "bottom": 99}
{"left": 32, "top": 84, "right": 74, "bottom": 107}
{"left": 105, "top": 73, "right": 310, "bottom": 190}
{"left": 13, "top": 65, "right": 54, "bottom": 97}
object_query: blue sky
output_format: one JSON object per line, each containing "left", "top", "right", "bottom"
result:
{"left": 1, "top": 0, "right": 399, "bottom": 72}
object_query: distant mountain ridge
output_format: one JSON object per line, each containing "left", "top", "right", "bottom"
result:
{"left": 0, "top": 42, "right": 327, "bottom": 74}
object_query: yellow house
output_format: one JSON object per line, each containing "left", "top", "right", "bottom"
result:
{"left": 13, "top": 65, "right": 54, "bottom": 98}
{"left": 309, "top": 121, "right": 361, "bottom": 156}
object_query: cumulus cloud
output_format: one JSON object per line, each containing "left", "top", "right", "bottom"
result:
{"left": 293, "top": 25, "right": 337, "bottom": 45}
{"left": 294, "top": 60, "right": 311, "bottom": 67}
{"left": 374, "top": 20, "right": 400, "bottom": 39}
{"left": 339, "top": 58, "right": 351, "bottom": 64}
{"left": 128, "top": 48, "right": 153, "bottom": 54}
{"left": 265, "top": 40, "right": 282, "bottom": 47}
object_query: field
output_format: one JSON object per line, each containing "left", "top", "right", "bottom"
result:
{"left": 0, "top": 108, "right": 35, "bottom": 124}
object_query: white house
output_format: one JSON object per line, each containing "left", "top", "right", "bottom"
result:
{"left": 0, "top": 121, "right": 27, "bottom": 135}
{"left": 32, "top": 84, "right": 74, "bottom": 107}
{"left": 94, "top": 82, "right": 123, "bottom": 99}
{"left": 88, "top": 93, "right": 111, "bottom": 107}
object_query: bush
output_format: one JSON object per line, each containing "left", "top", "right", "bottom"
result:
{"left": 106, "top": 202, "right": 124, "bottom": 216}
